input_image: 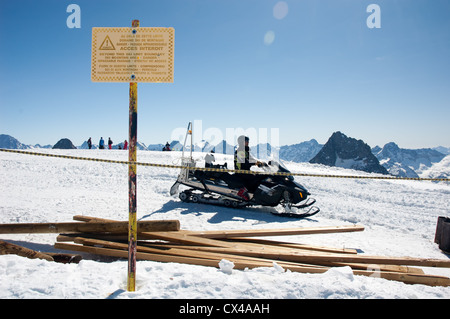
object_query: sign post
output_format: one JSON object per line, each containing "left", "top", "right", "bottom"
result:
{"left": 91, "top": 20, "right": 174, "bottom": 292}
{"left": 127, "top": 18, "right": 139, "bottom": 292}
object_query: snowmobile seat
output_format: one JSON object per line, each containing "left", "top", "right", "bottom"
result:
{"left": 193, "top": 169, "right": 245, "bottom": 190}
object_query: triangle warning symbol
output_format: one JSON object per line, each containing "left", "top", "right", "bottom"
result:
{"left": 99, "top": 35, "right": 115, "bottom": 50}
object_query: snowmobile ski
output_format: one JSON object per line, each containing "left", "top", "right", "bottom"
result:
{"left": 270, "top": 206, "right": 320, "bottom": 219}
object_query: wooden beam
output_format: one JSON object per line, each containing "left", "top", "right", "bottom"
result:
{"left": 226, "top": 237, "right": 358, "bottom": 254}
{"left": 0, "top": 220, "right": 180, "bottom": 234}
{"left": 0, "top": 239, "right": 54, "bottom": 261}
{"left": 181, "top": 224, "right": 365, "bottom": 238}
{"left": 73, "top": 215, "right": 116, "bottom": 222}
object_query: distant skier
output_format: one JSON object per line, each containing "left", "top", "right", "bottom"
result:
{"left": 108, "top": 137, "right": 113, "bottom": 150}
{"left": 123, "top": 140, "right": 128, "bottom": 150}
{"left": 87, "top": 137, "right": 92, "bottom": 149}
{"left": 99, "top": 137, "right": 105, "bottom": 149}
{"left": 162, "top": 142, "right": 171, "bottom": 151}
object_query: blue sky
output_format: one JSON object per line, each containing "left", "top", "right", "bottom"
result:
{"left": 1, "top": 0, "right": 449, "bottom": 149}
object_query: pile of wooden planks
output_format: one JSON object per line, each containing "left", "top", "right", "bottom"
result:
{"left": 2, "top": 216, "right": 450, "bottom": 286}
{"left": 53, "top": 215, "right": 450, "bottom": 287}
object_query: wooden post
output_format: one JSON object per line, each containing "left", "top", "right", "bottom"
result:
{"left": 128, "top": 19, "right": 139, "bottom": 292}
{"left": 0, "top": 220, "right": 180, "bottom": 234}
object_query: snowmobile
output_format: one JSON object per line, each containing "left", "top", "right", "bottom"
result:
{"left": 169, "top": 123, "right": 319, "bottom": 218}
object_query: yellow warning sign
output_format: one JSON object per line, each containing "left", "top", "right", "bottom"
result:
{"left": 99, "top": 35, "right": 115, "bottom": 50}
{"left": 91, "top": 27, "right": 174, "bottom": 83}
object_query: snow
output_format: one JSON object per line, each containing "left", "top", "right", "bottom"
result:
{"left": 0, "top": 149, "right": 450, "bottom": 299}
{"left": 335, "top": 156, "right": 367, "bottom": 170}
{"left": 422, "top": 155, "right": 450, "bottom": 180}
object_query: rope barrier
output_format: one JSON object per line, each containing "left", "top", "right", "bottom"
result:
{"left": 0, "top": 148, "right": 449, "bottom": 182}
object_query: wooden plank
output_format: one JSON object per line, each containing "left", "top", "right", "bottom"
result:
{"left": 73, "top": 215, "right": 116, "bottom": 222}
{"left": 181, "top": 224, "right": 365, "bottom": 239}
{"left": 0, "top": 239, "right": 54, "bottom": 261}
{"left": 226, "top": 237, "right": 358, "bottom": 254}
{"left": 283, "top": 252, "right": 450, "bottom": 268}
{"left": 351, "top": 269, "right": 450, "bottom": 287}
{"left": 0, "top": 220, "right": 180, "bottom": 234}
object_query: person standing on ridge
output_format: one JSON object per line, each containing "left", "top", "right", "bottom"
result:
{"left": 108, "top": 137, "right": 113, "bottom": 150}
{"left": 99, "top": 137, "right": 105, "bottom": 149}
{"left": 163, "top": 142, "right": 171, "bottom": 151}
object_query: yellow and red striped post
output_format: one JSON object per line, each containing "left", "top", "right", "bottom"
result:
{"left": 127, "top": 19, "right": 139, "bottom": 292}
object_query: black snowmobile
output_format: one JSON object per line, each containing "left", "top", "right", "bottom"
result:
{"left": 170, "top": 156, "right": 319, "bottom": 218}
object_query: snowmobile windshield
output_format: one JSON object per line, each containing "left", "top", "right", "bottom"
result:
{"left": 267, "top": 160, "right": 294, "bottom": 180}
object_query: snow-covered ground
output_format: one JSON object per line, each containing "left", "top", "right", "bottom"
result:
{"left": 0, "top": 149, "right": 449, "bottom": 299}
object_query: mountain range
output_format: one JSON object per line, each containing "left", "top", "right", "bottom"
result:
{"left": 1, "top": 133, "right": 449, "bottom": 179}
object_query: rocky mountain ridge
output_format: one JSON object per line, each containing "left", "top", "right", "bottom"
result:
{"left": 309, "top": 131, "right": 388, "bottom": 175}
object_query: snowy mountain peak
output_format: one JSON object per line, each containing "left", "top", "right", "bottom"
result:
{"left": 279, "top": 139, "right": 323, "bottom": 162}
{"left": 373, "top": 142, "right": 446, "bottom": 178}
{"left": 0, "top": 134, "right": 30, "bottom": 150}
{"left": 309, "top": 131, "right": 388, "bottom": 175}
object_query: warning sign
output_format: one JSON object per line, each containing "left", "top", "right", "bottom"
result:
{"left": 99, "top": 35, "right": 115, "bottom": 50}
{"left": 91, "top": 27, "right": 174, "bottom": 83}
